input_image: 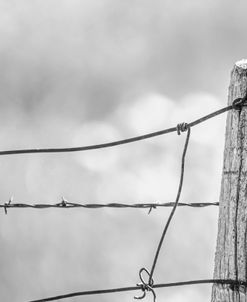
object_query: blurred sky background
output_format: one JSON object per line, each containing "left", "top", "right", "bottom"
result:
{"left": 0, "top": 0, "right": 247, "bottom": 301}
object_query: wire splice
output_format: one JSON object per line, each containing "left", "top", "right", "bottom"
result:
{"left": 176, "top": 122, "right": 188, "bottom": 135}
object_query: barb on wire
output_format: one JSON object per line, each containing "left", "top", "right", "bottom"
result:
{"left": 0, "top": 103, "right": 238, "bottom": 156}
{"left": 4, "top": 196, "right": 13, "bottom": 215}
{"left": 0, "top": 200, "right": 219, "bottom": 214}
{"left": 27, "top": 279, "right": 247, "bottom": 302}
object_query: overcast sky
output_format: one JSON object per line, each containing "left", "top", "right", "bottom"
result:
{"left": 0, "top": 1, "right": 247, "bottom": 301}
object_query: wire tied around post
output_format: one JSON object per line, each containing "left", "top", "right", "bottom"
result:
{"left": 232, "top": 92, "right": 247, "bottom": 110}
{"left": 134, "top": 268, "right": 156, "bottom": 302}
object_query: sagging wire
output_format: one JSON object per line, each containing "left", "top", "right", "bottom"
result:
{"left": 0, "top": 103, "right": 241, "bottom": 156}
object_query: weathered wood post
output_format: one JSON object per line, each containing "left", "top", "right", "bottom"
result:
{"left": 212, "top": 60, "right": 247, "bottom": 301}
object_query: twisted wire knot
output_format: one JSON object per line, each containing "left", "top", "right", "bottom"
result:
{"left": 177, "top": 122, "right": 189, "bottom": 135}
{"left": 134, "top": 268, "right": 156, "bottom": 302}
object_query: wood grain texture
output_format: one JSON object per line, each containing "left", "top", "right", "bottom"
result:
{"left": 212, "top": 61, "right": 247, "bottom": 302}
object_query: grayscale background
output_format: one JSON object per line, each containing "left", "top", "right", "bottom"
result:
{"left": 0, "top": 1, "right": 246, "bottom": 301}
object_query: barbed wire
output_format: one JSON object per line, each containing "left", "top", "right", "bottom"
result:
{"left": 0, "top": 103, "right": 239, "bottom": 156}
{"left": 0, "top": 199, "right": 219, "bottom": 215}
{"left": 27, "top": 279, "right": 247, "bottom": 302}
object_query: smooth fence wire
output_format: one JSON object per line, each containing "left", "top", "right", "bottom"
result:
{"left": 0, "top": 102, "right": 239, "bottom": 156}
{"left": 27, "top": 279, "right": 247, "bottom": 302}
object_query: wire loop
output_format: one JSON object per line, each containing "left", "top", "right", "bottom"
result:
{"left": 176, "top": 122, "right": 189, "bottom": 135}
{"left": 134, "top": 268, "right": 156, "bottom": 302}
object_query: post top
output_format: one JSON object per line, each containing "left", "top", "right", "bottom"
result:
{"left": 235, "top": 59, "right": 247, "bottom": 69}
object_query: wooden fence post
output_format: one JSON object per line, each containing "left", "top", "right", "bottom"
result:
{"left": 211, "top": 60, "right": 247, "bottom": 301}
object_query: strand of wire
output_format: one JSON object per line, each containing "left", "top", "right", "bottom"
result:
{"left": 27, "top": 279, "right": 247, "bottom": 302}
{"left": 147, "top": 125, "right": 191, "bottom": 286}
{"left": 0, "top": 104, "right": 237, "bottom": 156}
{"left": 0, "top": 200, "right": 219, "bottom": 214}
